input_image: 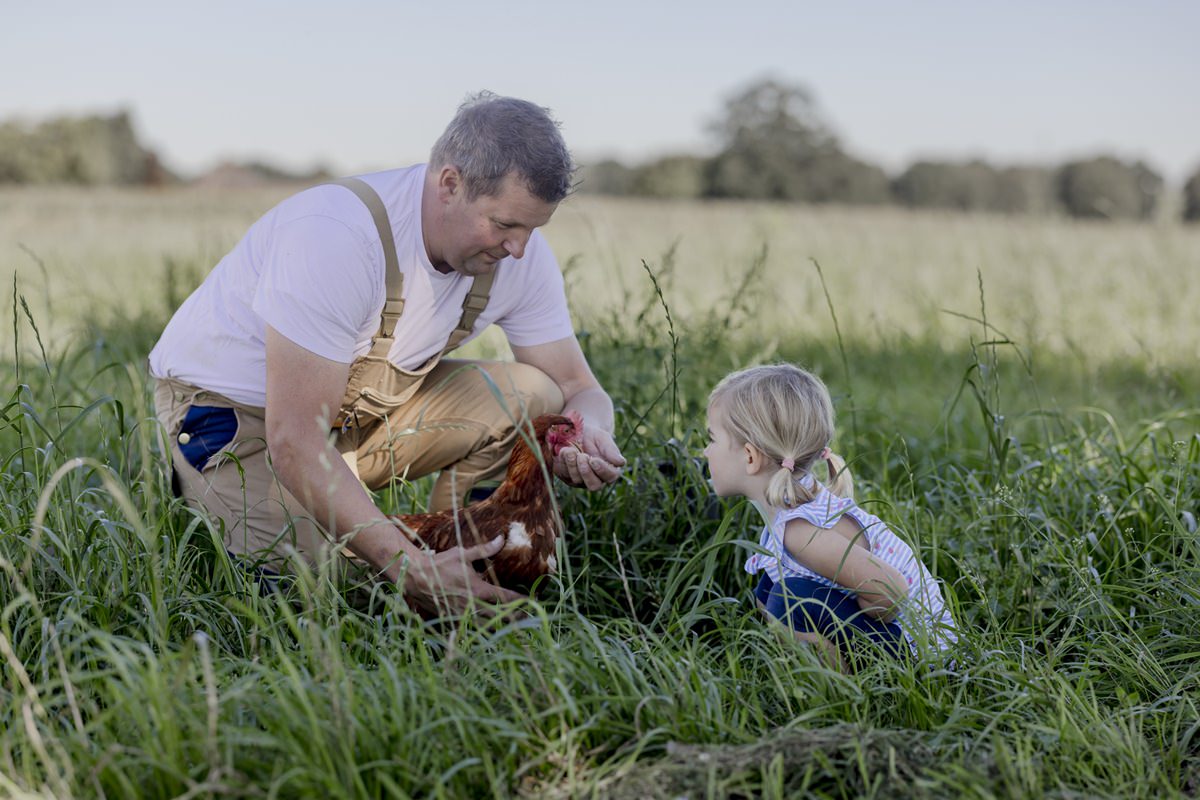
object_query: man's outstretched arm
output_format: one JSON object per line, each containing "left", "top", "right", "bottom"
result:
{"left": 265, "top": 325, "right": 523, "bottom": 614}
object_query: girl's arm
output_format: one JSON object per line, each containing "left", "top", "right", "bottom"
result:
{"left": 782, "top": 519, "right": 907, "bottom": 622}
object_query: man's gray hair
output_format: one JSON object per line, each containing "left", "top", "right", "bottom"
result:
{"left": 430, "top": 91, "right": 575, "bottom": 203}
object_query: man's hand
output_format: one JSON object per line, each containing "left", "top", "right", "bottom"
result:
{"left": 553, "top": 426, "right": 625, "bottom": 490}
{"left": 399, "top": 534, "right": 526, "bottom": 617}
{"left": 510, "top": 337, "right": 623, "bottom": 491}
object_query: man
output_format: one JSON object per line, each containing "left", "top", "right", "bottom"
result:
{"left": 149, "top": 93, "right": 625, "bottom": 615}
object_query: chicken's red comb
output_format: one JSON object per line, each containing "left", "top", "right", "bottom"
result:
{"left": 566, "top": 409, "right": 584, "bottom": 434}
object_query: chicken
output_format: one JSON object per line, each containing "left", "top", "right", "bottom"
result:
{"left": 388, "top": 412, "right": 583, "bottom": 590}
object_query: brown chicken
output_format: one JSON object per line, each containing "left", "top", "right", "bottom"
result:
{"left": 388, "top": 412, "right": 583, "bottom": 589}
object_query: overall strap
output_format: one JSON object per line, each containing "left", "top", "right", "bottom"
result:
{"left": 324, "top": 177, "right": 495, "bottom": 362}
{"left": 325, "top": 178, "right": 404, "bottom": 358}
{"left": 442, "top": 269, "right": 495, "bottom": 354}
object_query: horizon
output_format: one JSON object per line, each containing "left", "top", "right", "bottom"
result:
{"left": 4, "top": 1, "right": 1198, "bottom": 183}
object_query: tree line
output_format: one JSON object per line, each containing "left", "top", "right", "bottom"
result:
{"left": 0, "top": 111, "right": 325, "bottom": 188}
{"left": 0, "top": 111, "right": 173, "bottom": 186}
{"left": 580, "top": 78, "right": 1200, "bottom": 223}
{"left": 3, "top": 89, "right": 1198, "bottom": 222}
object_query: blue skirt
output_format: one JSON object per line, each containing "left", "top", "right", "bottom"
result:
{"left": 754, "top": 573, "right": 908, "bottom": 659}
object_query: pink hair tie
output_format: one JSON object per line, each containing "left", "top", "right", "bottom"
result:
{"left": 819, "top": 447, "right": 832, "bottom": 461}
{"left": 781, "top": 457, "right": 795, "bottom": 471}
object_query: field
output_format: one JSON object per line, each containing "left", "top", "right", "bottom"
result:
{"left": 2, "top": 185, "right": 1199, "bottom": 798}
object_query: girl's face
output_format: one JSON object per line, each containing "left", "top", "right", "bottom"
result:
{"left": 704, "top": 404, "right": 747, "bottom": 498}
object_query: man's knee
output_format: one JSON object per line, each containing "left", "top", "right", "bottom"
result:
{"left": 488, "top": 362, "right": 564, "bottom": 422}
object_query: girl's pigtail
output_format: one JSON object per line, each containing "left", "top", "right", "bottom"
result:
{"left": 825, "top": 451, "right": 854, "bottom": 499}
{"left": 766, "top": 465, "right": 800, "bottom": 508}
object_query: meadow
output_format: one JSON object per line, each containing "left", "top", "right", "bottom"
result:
{"left": 1, "top": 185, "right": 1198, "bottom": 798}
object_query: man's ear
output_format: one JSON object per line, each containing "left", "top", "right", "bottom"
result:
{"left": 744, "top": 443, "right": 767, "bottom": 475}
{"left": 436, "top": 166, "right": 462, "bottom": 202}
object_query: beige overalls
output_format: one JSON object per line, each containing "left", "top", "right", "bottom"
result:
{"left": 153, "top": 178, "right": 565, "bottom": 574}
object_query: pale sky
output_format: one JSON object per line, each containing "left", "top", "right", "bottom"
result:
{"left": 4, "top": 1, "right": 1198, "bottom": 182}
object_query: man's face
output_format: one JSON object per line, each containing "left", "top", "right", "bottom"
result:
{"left": 432, "top": 169, "right": 558, "bottom": 276}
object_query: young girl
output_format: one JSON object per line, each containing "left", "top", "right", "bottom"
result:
{"left": 704, "top": 364, "right": 956, "bottom": 668}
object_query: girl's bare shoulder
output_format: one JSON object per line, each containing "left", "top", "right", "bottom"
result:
{"left": 781, "top": 513, "right": 869, "bottom": 552}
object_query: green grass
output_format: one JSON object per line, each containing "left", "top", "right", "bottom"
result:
{"left": 2, "top": 197, "right": 1199, "bottom": 798}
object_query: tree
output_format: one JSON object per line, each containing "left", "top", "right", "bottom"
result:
{"left": 993, "top": 167, "right": 1059, "bottom": 215}
{"left": 892, "top": 161, "right": 1000, "bottom": 211}
{"left": 800, "top": 152, "right": 891, "bottom": 205}
{"left": 0, "top": 110, "right": 169, "bottom": 185}
{"left": 1056, "top": 157, "right": 1162, "bottom": 220}
{"left": 577, "top": 159, "right": 636, "bottom": 195}
{"left": 704, "top": 77, "right": 845, "bottom": 202}
{"left": 1184, "top": 166, "right": 1200, "bottom": 223}
{"left": 630, "top": 155, "right": 706, "bottom": 199}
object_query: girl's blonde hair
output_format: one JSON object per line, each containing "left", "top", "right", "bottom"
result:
{"left": 708, "top": 363, "right": 853, "bottom": 507}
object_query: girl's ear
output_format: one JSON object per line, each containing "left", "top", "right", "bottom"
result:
{"left": 744, "top": 443, "right": 767, "bottom": 475}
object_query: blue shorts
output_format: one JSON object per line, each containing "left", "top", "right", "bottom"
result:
{"left": 754, "top": 573, "right": 908, "bottom": 659}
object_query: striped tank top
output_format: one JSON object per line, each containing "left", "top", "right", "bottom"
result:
{"left": 744, "top": 478, "right": 958, "bottom": 655}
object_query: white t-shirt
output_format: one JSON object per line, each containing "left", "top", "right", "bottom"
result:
{"left": 149, "top": 165, "right": 575, "bottom": 407}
